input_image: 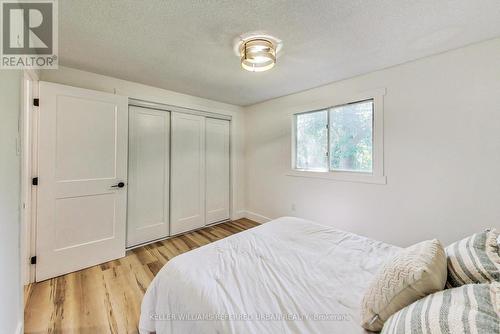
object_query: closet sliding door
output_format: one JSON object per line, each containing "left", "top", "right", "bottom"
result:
{"left": 170, "top": 112, "right": 206, "bottom": 235}
{"left": 127, "top": 106, "right": 170, "bottom": 247}
{"left": 206, "top": 118, "right": 230, "bottom": 224}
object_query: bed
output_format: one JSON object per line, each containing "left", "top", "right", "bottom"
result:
{"left": 139, "top": 217, "right": 400, "bottom": 334}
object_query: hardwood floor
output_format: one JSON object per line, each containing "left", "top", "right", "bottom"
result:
{"left": 24, "top": 218, "right": 259, "bottom": 334}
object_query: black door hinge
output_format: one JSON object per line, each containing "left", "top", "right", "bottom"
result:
{"left": 33, "top": 98, "right": 39, "bottom": 106}
{"left": 30, "top": 256, "right": 37, "bottom": 265}
{"left": 32, "top": 177, "right": 38, "bottom": 186}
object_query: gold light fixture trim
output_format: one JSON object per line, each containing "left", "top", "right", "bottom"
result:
{"left": 234, "top": 33, "right": 282, "bottom": 72}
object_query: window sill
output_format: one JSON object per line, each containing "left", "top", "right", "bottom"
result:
{"left": 286, "top": 170, "right": 387, "bottom": 185}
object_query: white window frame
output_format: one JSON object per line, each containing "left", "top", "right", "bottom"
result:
{"left": 288, "top": 88, "right": 386, "bottom": 184}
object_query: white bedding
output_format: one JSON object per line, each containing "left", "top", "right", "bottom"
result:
{"left": 139, "top": 217, "right": 400, "bottom": 334}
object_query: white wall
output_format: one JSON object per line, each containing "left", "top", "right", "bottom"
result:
{"left": 244, "top": 38, "right": 500, "bottom": 247}
{"left": 41, "top": 66, "right": 246, "bottom": 219}
{"left": 0, "top": 71, "right": 23, "bottom": 333}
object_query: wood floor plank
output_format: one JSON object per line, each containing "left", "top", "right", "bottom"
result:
{"left": 232, "top": 219, "right": 258, "bottom": 230}
{"left": 205, "top": 225, "right": 232, "bottom": 239}
{"left": 132, "top": 247, "right": 157, "bottom": 266}
{"left": 196, "top": 228, "right": 222, "bottom": 242}
{"left": 24, "top": 280, "right": 54, "bottom": 333}
{"left": 217, "top": 224, "right": 243, "bottom": 235}
{"left": 155, "top": 244, "right": 176, "bottom": 262}
{"left": 25, "top": 219, "right": 258, "bottom": 334}
{"left": 187, "top": 231, "right": 212, "bottom": 246}
{"left": 143, "top": 245, "right": 169, "bottom": 264}
{"left": 101, "top": 265, "right": 143, "bottom": 334}
{"left": 146, "top": 261, "right": 163, "bottom": 277}
{"left": 80, "top": 266, "right": 113, "bottom": 333}
{"left": 117, "top": 253, "right": 155, "bottom": 296}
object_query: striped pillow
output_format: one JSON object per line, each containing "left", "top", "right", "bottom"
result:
{"left": 381, "top": 283, "right": 500, "bottom": 334}
{"left": 446, "top": 229, "right": 500, "bottom": 288}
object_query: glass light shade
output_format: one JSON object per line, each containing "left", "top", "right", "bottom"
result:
{"left": 240, "top": 39, "right": 276, "bottom": 72}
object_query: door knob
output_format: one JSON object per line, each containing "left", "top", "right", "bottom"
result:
{"left": 111, "top": 182, "right": 125, "bottom": 188}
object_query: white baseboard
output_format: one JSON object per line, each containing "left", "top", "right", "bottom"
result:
{"left": 232, "top": 210, "right": 247, "bottom": 220}
{"left": 242, "top": 210, "right": 272, "bottom": 224}
{"left": 16, "top": 322, "right": 23, "bottom": 334}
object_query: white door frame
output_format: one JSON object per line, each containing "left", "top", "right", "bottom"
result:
{"left": 20, "top": 70, "right": 39, "bottom": 285}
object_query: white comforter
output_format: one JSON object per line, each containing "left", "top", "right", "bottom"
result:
{"left": 139, "top": 217, "right": 399, "bottom": 334}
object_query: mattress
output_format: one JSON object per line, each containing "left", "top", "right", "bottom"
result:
{"left": 139, "top": 217, "right": 400, "bottom": 334}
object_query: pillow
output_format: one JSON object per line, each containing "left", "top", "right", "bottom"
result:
{"left": 381, "top": 282, "right": 500, "bottom": 334}
{"left": 361, "top": 239, "right": 447, "bottom": 332}
{"left": 446, "top": 228, "right": 500, "bottom": 288}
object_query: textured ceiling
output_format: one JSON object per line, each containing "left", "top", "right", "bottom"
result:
{"left": 59, "top": 0, "right": 500, "bottom": 106}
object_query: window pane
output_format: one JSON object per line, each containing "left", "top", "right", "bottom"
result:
{"left": 296, "top": 111, "right": 328, "bottom": 170}
{"left": 329, "top": 100, "right": 373, "bottom": 172}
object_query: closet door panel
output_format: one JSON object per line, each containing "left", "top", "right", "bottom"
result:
{"left": 206, "top": 118, "right": 230, "bottom": 223}
{"left": 127, "top": 106, "right": 170, "bottom": 247}
{"left": 170, "top": 112, "right": 206, "bottom": 235}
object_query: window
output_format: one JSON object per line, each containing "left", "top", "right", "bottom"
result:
{"left": 295, "top": 110, "right": 328, "bottom": 171}
{"left": 329, "top": 100, "right": 373, "bottom": 172}
{"left": 291, "top": 93, "right": 385, "bottom": 184}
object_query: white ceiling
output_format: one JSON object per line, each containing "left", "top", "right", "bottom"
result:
{"left": 59, "top": 0, "right": 500, "bottom": 106}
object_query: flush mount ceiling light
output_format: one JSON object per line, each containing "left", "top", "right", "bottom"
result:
{"left": 234, "top": 33, "right": 283, "bottom": 72}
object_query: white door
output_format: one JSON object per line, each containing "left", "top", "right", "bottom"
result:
{"left": 36, "top": 81, "right": 128, "bottom": 281}
{"left": 170, "top": 112, "right": 206, "bottom": 235}
{"left": 127, "top": 106, "right": 170, "bottom": 247}
{"left": 205, "top": 118, "right": 230, "bottom": 224}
